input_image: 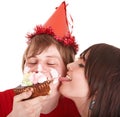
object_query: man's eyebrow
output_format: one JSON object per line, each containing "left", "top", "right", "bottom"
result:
{"left": 46, "top": 55, "right": 61, "bottom": 60}
{"left": 46, "top": 55, "right": 59, "bottom": 58}
{"left": 26, "top": 56, "right": 37, "bottom": 61}
{"left": 27, "top": 56, "right": 36, "bottom": 59}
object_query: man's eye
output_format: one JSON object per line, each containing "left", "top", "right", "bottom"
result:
{"left": 28, "top": 62, "right": 36, "bottom": 64}
{"left": 79, "top": 63, "right": 85, "bottom": 68}
{"left": 26, "top": 59, "right": 37, "bottom": 65}
{"left": 47, "top": 63, "right": 56, "bottom": 65}
{"left": 47, "top": 61, "right": 57, "bottom": 65}
{"left": 26, "top": 62, "right": 37, "bottom": 66}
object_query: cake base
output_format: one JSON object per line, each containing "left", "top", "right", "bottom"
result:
{"left": 14, "top": 80, "right": 51, "bottom": 100}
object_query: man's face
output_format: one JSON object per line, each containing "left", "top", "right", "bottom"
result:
{"left": 24, "top": 45, "right": 66, "bottom": 97}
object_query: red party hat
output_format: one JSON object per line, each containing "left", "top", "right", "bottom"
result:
{"left": 44, "top": 1, "right": 69, "bottom": 38}
{"left": 27, "top": 1, "right": 78, "bottom": 53}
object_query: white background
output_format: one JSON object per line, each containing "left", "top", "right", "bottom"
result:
{"left": 0, "top": 0, "right": 120, "bottom": 91}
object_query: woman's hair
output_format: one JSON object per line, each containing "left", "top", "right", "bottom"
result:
{"left": 22, "top": 34, "right": 75, "bottom": 71}
{"left": 81, "top": 43, "right": 120, "bottom": 117}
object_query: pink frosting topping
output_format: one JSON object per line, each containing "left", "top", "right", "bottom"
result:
{"left": 21, "top": 65, "right": 59, "bottom": 86}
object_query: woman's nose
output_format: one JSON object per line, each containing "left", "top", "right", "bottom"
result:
{"left": 67, "top": 63, "right": 73, "bottom": 70}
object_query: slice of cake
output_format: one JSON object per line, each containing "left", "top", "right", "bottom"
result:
{"left": 14, "top": 80, "right": 51, "bottom": 99}
{"left": 14, "top": 66, "right": 59, "bottom": 99}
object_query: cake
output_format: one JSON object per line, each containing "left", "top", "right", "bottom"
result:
{"left": 14, "top": 65, "right": 59, "bottom": 99}
{"left": 14, "top": 80, "right": 51, "bottom": 99}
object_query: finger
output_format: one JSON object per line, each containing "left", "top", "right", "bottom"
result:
{"left": 23, "top": 99, "right": 43, "bottom": 117}
{"left": 34, "top": 105, "right": 42, "bottom": 117}
{"left": 31, "top": 101, "right": 42, "bottom": 117}
{"left": 27, "top": 95, "right": 47, "bottom": 105}
{"left": 14, "top": 91, "right": 32, "bottom": 102}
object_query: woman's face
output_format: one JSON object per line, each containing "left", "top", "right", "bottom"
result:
{"left": 24, "top": 45, "right": 66, "bottom": 96}
{"left": 59, "top": 58, "right": 89, "bottom": 99}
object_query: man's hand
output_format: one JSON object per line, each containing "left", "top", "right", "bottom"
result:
{"left": 7, "top": 91, "right": 42, "bottom": 117}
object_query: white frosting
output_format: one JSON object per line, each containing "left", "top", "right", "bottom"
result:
{"left": 23, "top": 66, "right": 30, "bottom": 73}
{"left": 50, "top": 68, "right": 59, "bottom": 78}
{"left": 38, "top": 64, "right": 42, "bottom": 71}
{"left": 21, "top": 65, "right": 59, "bottom": 86}
{"left": 50, "top": 68, "right": 59, "bottom": 84}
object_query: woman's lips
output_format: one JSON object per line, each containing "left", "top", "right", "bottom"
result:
{"left": 59, "top": 75, "right": 72, "bottom": 82}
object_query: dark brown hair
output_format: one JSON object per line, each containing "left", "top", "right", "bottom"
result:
{"left": 22, "top": 34, "right": 76, "bottom": 71}
{"left": 81, "top": 43, "right": 120, "bottom": 117}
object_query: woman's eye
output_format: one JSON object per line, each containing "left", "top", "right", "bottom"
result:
{"left": 79, "top": 63, "right": 85, "bottom": 68}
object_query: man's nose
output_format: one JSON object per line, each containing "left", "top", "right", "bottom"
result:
{"left": 31, "top": 63, "right": 48, "bottom": 73}
{"left": 30, "top": 64, "right": 39, "bottom": 73}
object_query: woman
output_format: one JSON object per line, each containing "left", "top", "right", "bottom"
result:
{"left": 60, "top": 43, "right": 120, "bottom": 117}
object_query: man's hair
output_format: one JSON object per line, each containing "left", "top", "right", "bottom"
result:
{"left": 22, "top": 34, "right": 75, "bottom": 71}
